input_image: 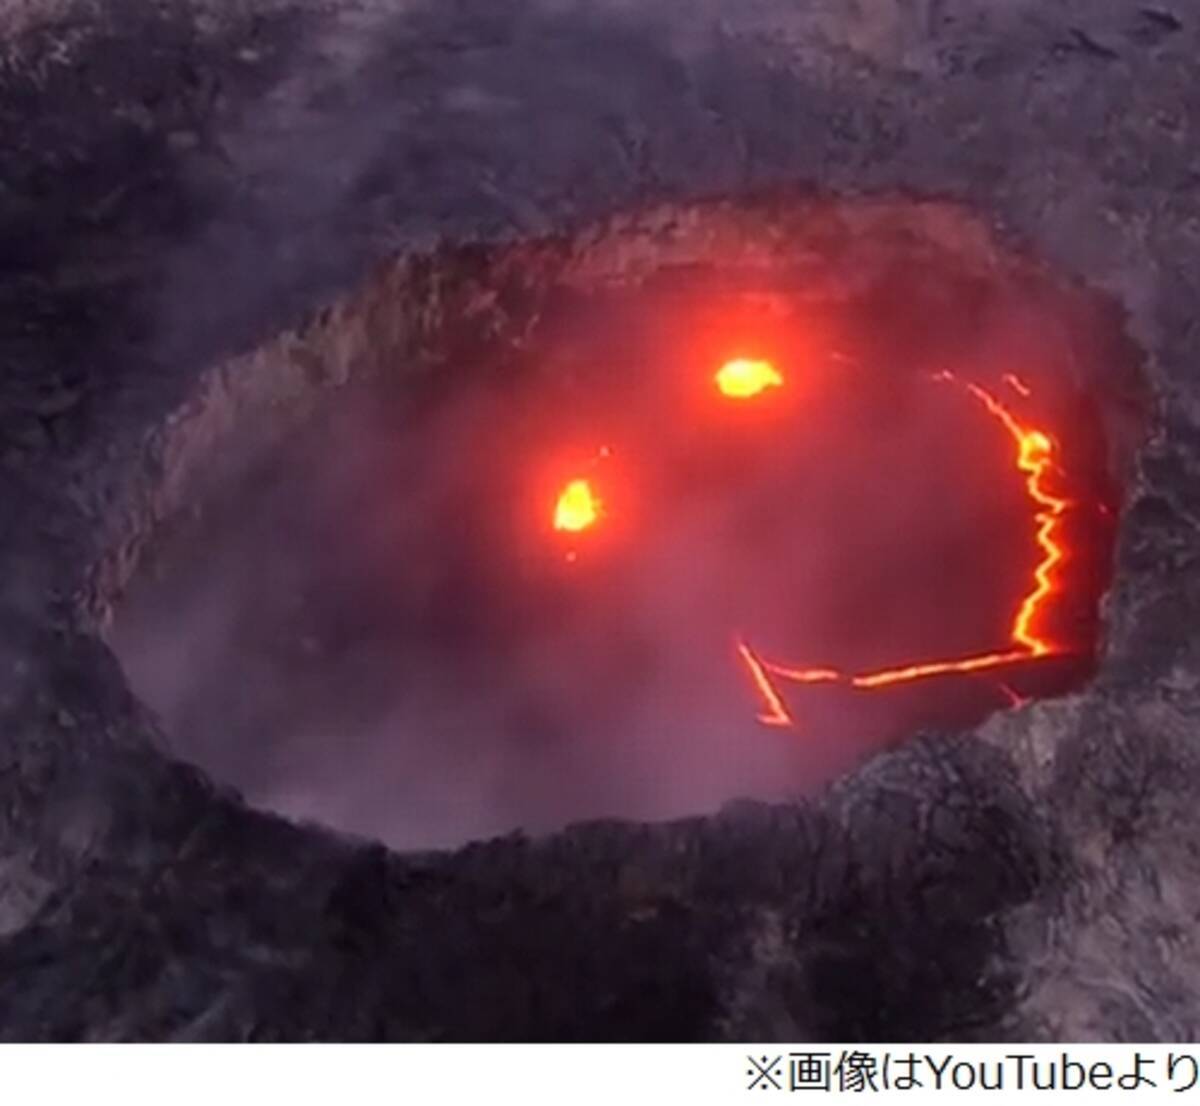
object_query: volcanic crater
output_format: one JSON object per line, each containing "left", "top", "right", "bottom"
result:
{"left": 104, "top": 198, "right": 1144, "bottom": 849}
{"left": 5, "top": 0, "right": 1200, "bottom": 1044}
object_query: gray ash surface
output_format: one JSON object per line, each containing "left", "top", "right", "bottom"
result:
{"left": 0, "top": 0, "right": 1198, "bottom": 1041}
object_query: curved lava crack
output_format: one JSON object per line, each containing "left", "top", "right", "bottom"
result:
{"left": 736, "top": 368, "right": 1072, "bottom": 729}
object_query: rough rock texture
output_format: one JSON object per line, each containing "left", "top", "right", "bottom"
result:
{"left": 1, "top": 0, "right": 1199, "bottom": 1040}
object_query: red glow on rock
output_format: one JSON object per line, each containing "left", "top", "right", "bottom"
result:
{"left": 739, "top": 372, "right": 1074, "bottom": 727}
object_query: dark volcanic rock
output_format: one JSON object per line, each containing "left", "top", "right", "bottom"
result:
{"left": 0, "top": 735, "right": 1048, "bottom": 1041}
{"left": 1, "top": 0, "right": 1199, "bottom": 1040}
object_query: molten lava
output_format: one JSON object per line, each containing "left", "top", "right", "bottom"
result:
{"left": 716, "top": 358, "right": 783, "bottom": 399}
{"left": 541, "top": 352, "right": 1077, "bottom": 731}
{"left": 739, "top": 371, "right": 1073, "bottom": 726}
{"left": 554, "top": 479, "right": 602, "bottom": 533}
{"left": 735, "top": 641, "right": 794, "bottom": 727}
{"left": 960, "top": 379, "right": 1066, "bottom": 659}
{"left": 1003, "top": 372, "right": 1032, "bottom": 398}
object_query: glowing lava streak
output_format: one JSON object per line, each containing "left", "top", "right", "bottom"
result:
{"left": 716, "top": 358, "right": 783, "bottom": 399}
{"left": 1003, "top": 372, "right": 1032, "bottom": 398}
{"left": 736, "top": 641, "right": 794, "bottom": 727}
{"left": 740, "top": 373, "right": 1073, "bottom": 724}
{"left": 554, "top": 479, "right": 602, "bottom": 533}
{"left": 960, "top": 379, "right": 1066, "bottom": 658}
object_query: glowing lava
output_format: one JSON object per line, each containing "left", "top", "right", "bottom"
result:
{"left": 735, "top": 641, "right": 794, "bottom": 727}
{"left": 716, "top": 358, "right": 783, "bottom": 399}
{"left": 740, "top": 372, "right": 1073, "bottom": 726}
{"left": 554, "top": 479, "right": 602, "bottom": 533}
{"left": 959, "top": 378, "right": 1066, "bottom": 659}
{"left": 1003, "top": 372, "right": 1032, "bottom": 398}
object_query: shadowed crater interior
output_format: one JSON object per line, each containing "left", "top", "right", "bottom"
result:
{"left": 106, "top": 197, "right": 1145, "bottom": 850}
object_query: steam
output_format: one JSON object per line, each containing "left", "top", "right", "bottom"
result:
{"left": 112, "top": 262, "right": 1110, "bottom": 851}
{"left": 104, "top": 0, "right": 1116, "bottom": 850}
{"left": 111, "top": 371, "right": 822, "bottom": 850}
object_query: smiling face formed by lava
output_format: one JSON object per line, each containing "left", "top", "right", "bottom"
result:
{"left": 548, "top": 353, "right": 1075, "bottom": 734}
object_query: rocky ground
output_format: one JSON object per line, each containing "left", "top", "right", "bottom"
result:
{"left": 1, "top": 0, "right": 1199, "bottom": 1040}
